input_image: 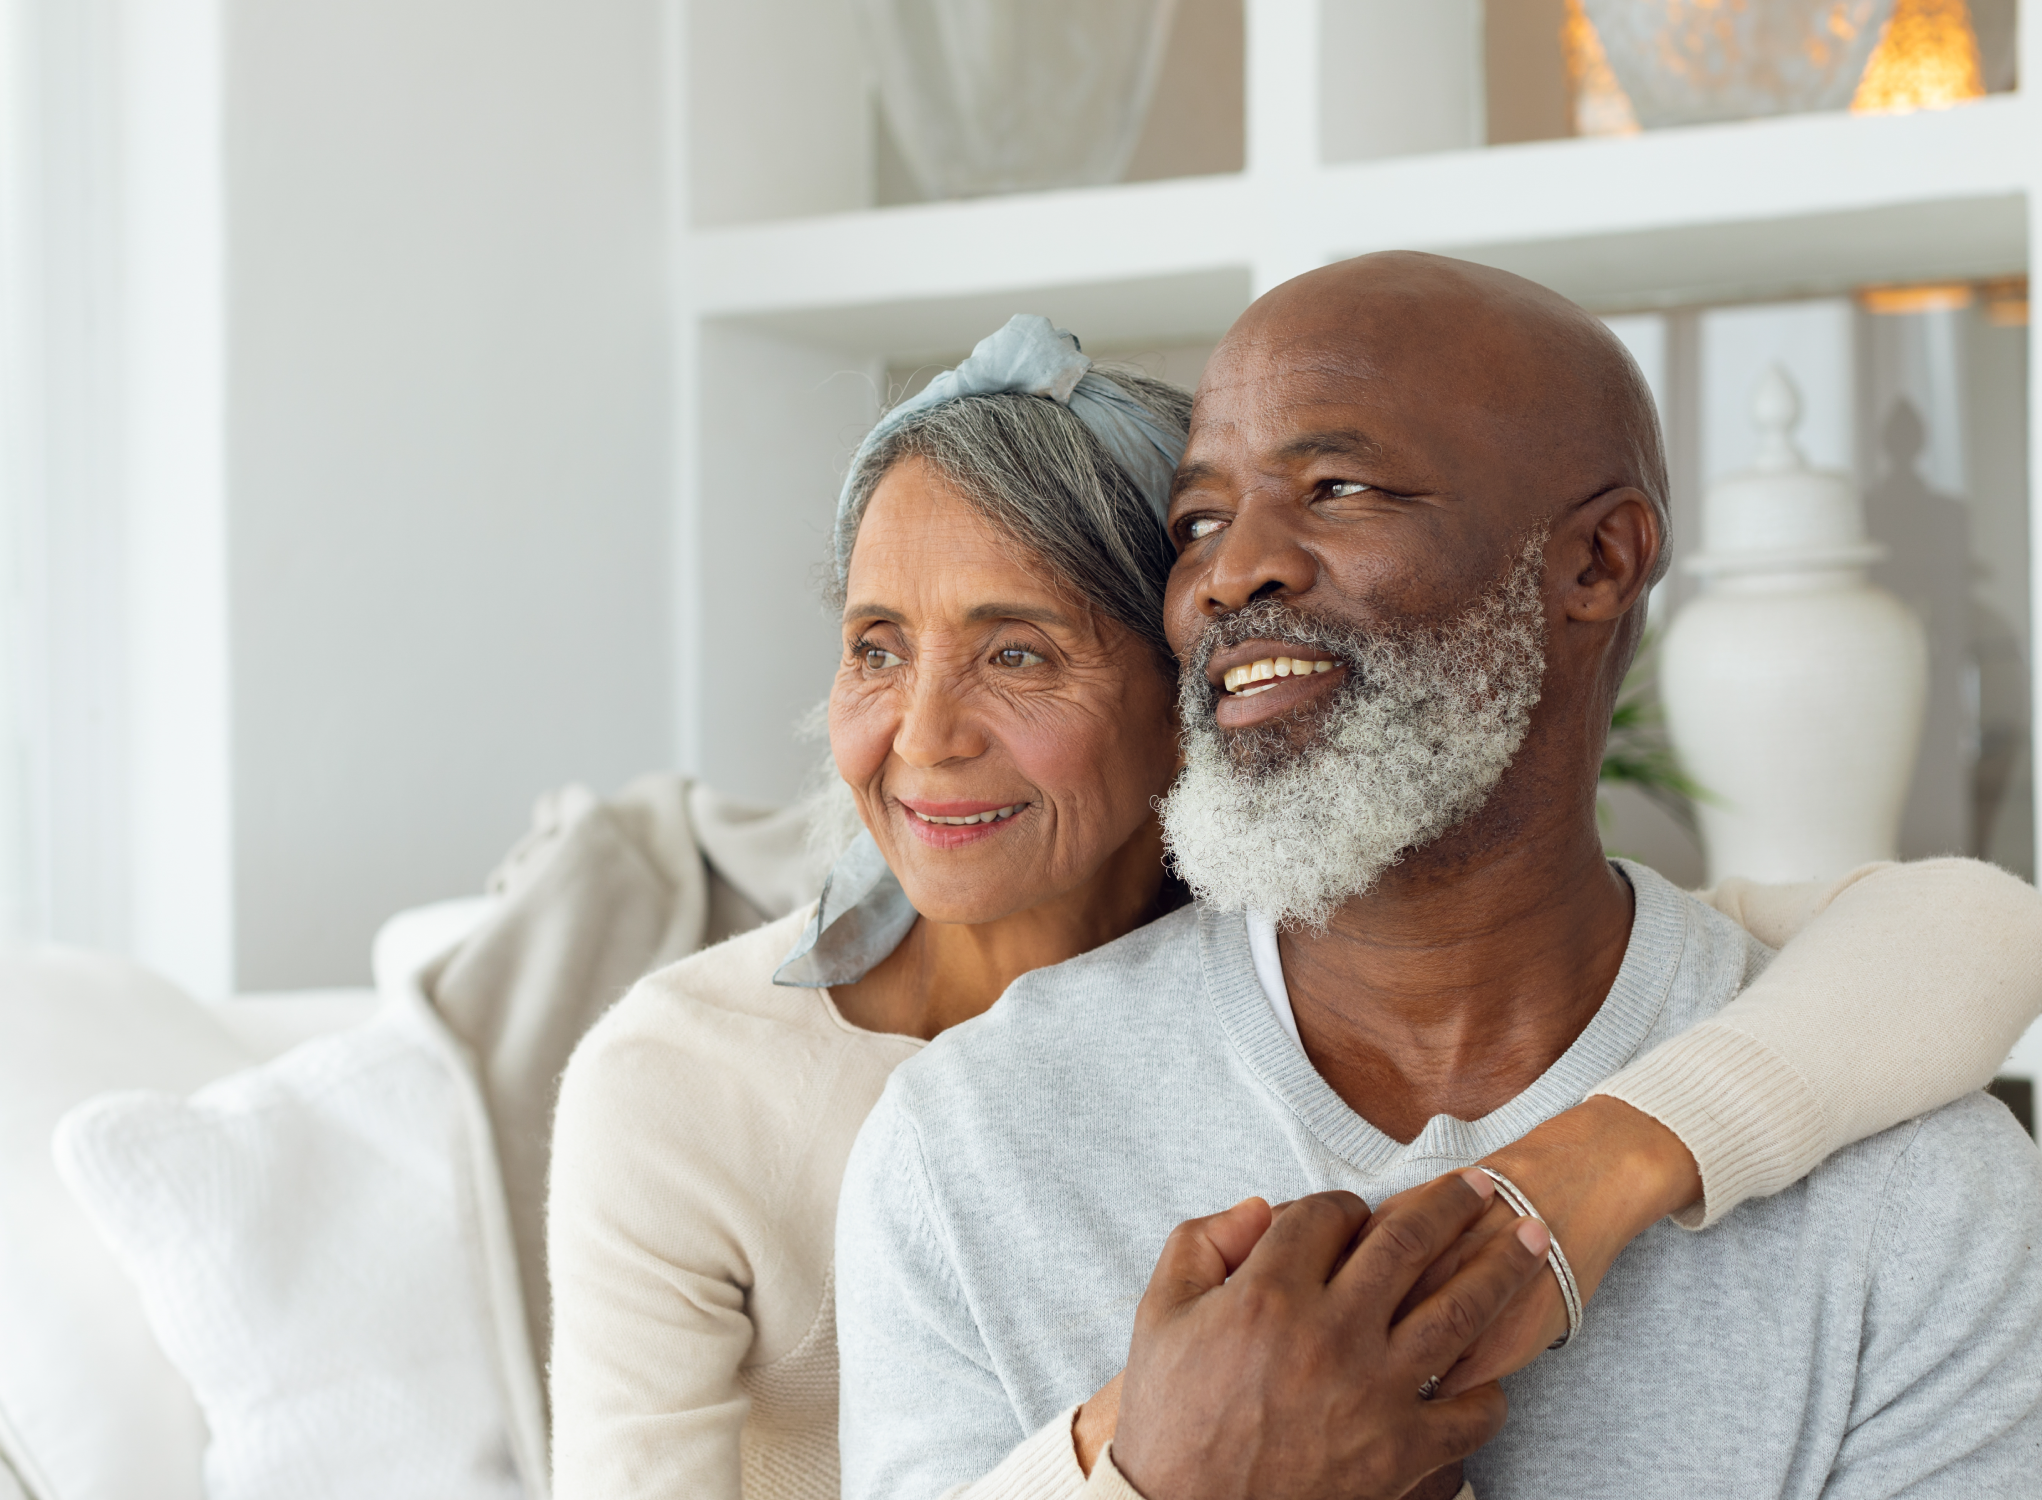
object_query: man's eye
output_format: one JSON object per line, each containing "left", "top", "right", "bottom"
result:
{"left": 994, "top": 647, "right": 1045, "bottom": 669}
{"left": 1326, "top": 480, "right": 1373, "bottom": 498}
{"left": 860, "top": 645, "right": 903, "bottom": 670}
{"left": 1186, "top": 517, "right": 1227, "bottom": 540}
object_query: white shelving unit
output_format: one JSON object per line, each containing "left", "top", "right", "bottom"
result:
{"left": 670, "top": 0, "right": 2041, "bottom": 821}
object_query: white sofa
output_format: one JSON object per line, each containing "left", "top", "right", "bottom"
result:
{"left": 0, "top": 901, "right": 487, "bottom": 1500}
{"left": 2, "top": 774, "right": 819, "bottom": 1500}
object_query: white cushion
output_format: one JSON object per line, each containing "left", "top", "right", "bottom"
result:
{"left": 0, "top": 947, "right": 251, "bottom": 1500}
{"left": 52, "top": 988, "right": 540, "bottom": 1500}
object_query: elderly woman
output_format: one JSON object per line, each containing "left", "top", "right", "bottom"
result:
{"left": 547, "top": 317, "right": 2042, "bottom": 1500}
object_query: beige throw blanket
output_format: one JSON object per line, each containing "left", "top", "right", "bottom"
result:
{"left": 425, "top": 775, "right": 819, "bottom": 1392}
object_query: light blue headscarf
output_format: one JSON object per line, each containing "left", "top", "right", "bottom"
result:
{"left": 829, "top": 313, "right": 1187, "bottom": 578}
{"left": 778, "top": 314, "right": 1187, "bottom": 989}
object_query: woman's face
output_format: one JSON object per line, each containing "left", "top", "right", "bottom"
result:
{"left": 831, "top": 457, "right": 1180, "bottom": 927}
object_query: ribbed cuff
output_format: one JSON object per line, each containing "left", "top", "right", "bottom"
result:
{"left": 1591, "top": 1019, "right": 1829, "bottom": 1229}
{"left": 1084, "top": 1447, "right": 1147, "bottom": 1500}
{"left": 961, "top": 1405, "right": 1087, "bottom": 1500}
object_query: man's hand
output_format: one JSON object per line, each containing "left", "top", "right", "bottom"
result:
{"left": 1110, "top": 1172, "right": 1552, "bottom": 1500}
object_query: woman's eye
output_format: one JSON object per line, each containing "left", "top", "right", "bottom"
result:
{"left": 860, "top": 645, "right": 903, "bottom": 671}
{"left": 993, "top": 647, "right": 1045, "bottom": 669}
{"left": 1186, "top": 517, "right": 1227, "bottom": 541}
{"left": 1326, "top": 480, "right": 1373, "bottom": 498}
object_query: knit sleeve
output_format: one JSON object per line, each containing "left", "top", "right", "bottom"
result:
{"left": 838, "top": 1083, "right": 1033, "bottom": 1500}
{"left": 1824, "top": 1098, "right": 2042, "bottom": 1494}
{"left": 546, "top": 986, "right": 769, "bottom": 1500}
{"left": 938, "top": 1409, "right": 1086, "bottom": 1500}
{"left": 1592, "top": 857, "right": 2042, "bottom": 1228}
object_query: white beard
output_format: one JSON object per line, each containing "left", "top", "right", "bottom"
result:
{"left": 1160, "top": 531, "right": 1550, "bottom": 930}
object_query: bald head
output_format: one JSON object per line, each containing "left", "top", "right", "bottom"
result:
{"left": 1211, "top": 252, "right": 1669, "bottom": 585}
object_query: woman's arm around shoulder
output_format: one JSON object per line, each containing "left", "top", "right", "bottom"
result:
{"left": 1600, "top": 855, "right": 2042, "bottom": 1227}
{"left": 1432, "top": 858, "right": 2042, "bottom": 1393}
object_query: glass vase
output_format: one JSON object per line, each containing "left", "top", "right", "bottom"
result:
{"left": 857, "top": 0, "right": 1179, "bottom": 199}
{"left": 1581, "top": 0, "right": 1897, "bottom": 128}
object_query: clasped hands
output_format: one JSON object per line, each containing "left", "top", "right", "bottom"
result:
{"left": 1080, "top": 1171, "right": 1558, "bottom": 1500}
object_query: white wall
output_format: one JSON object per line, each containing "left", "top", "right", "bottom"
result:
{"left": 126, "top": 0, "right": 232, "bottom": 998}
{"left": 685, "top": 0, "right": 869, "bottom": 225}
{"left": 1319, "top": 0, "right": 1483, "bottom": 163}
{"left": 3, "top": 0, "right": 675, "bottom": 992}
{"left": 1, "top": 0, "right": 137, "bottom": 960}
{"left": 226, "top": 0, "right": 674, "bottom": 988}
{"left": 1, "top": 0, "right": 231, "bottom": 985}
{"left": 682, "top": 325, "right": 877, "bottom": 808}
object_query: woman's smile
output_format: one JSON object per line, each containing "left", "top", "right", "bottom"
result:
{"left": 897, "top": 797, "right": 1030, "bottom": 849}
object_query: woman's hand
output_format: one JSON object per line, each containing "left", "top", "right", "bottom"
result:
{"left": 1073, "top": 1372, "right": 1122, "bottom": 1475}
{"left": 1414, "top": 1096, "right": 1702, "bottom": 1396}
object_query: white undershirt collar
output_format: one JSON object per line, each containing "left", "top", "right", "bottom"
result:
{"left": 1246, "top": 911, "right": 1304, "bottom": 1054}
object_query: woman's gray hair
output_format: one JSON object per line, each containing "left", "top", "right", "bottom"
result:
{"left": 830, "top": 367, "right": 1192, "bottom": 668}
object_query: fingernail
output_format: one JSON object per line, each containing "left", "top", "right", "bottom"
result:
{"left": 1460, "top": 1169, "right": 1496, "bottom": 1200}
{"left": 1515, "top": 1219, "right": 1551, "bottom": 1256}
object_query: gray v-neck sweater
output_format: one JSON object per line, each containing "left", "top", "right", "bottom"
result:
{"left": 836, "top": 862, "right": 2042, "bottom": 1500}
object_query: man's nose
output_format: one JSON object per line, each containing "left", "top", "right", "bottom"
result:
{"left": 1198, "top": 497, "right": 1318, "bottom": 616}
{"left": 892, "top": 665, "right": 990, "bottom": 768}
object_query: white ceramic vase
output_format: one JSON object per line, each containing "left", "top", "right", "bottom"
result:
{"left": 1661, "top": 366, "right": 1927, "bottom": 884}
{"left": 857, "top": 0, "right": 1179, "bottom": 199}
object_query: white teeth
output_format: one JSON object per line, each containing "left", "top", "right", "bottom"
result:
{"left": 1237, "top": 682, "right": 1278, "bottom": 697}
{"left": 1221, "top": 656, "right": 1340, "bottom": 694}
{"left": 913, "top": 804, "right": 1021, "bottom": 826}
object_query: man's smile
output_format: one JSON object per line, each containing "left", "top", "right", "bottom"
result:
{"left": 1205, "top": 639, "right": 1349, "bottom": 729}
{"left": 1221, "top": 656, "right": 1337, "bottom": 696}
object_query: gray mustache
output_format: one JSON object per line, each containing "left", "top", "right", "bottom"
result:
{"left": 1185, "top": 601, "right": 1368, "bottom": 693}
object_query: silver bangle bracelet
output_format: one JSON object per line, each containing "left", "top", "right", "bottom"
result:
{"left": 1474, "top": 1165, "right": 1583, "bottom": 1350}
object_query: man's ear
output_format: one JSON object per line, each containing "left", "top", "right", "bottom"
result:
{"left": 1562, "top": 487, "right": 1658, "bottom": 624}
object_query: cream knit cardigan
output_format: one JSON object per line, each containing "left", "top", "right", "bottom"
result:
{"left": 546, "top": 858, "right": 2042, "bottom": 1500}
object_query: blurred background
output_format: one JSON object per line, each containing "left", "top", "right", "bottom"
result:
{"left": 0, "top": 0, "right": 2031, "bottom": 999}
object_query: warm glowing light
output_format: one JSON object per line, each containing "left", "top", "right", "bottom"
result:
{"left": 1563, "top": 0, "right": 1640, "bottom": 137}
{"left": 1851, "top": 0, "right": 1986, "bottom": 114}
{"left": 1857, "top": 283, "right": 1976, "bottom": 315}
{"left": 1980, "top": 276, "right": 2030, "bottom": 327}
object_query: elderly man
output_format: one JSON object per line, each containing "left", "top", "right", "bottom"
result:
{"left": 834, "top": 253, "right": 2042, "bottom": 1499}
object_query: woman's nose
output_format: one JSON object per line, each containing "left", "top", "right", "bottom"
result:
{"left": 1198, "top": 497, "right": 1318, "bottom": 616}
{"left": 892, "top": 668, "right": 990, "bottom": 769}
